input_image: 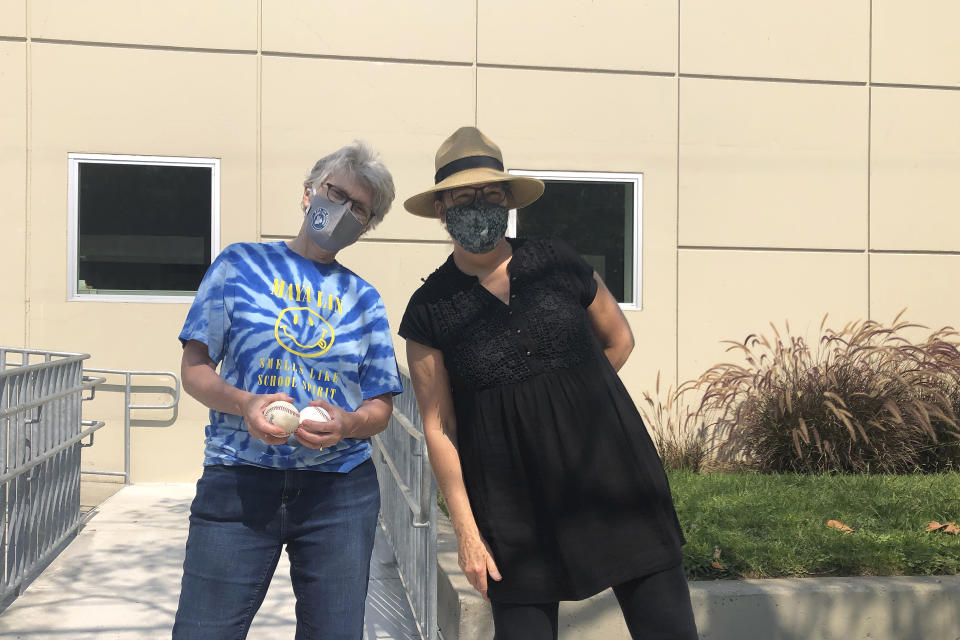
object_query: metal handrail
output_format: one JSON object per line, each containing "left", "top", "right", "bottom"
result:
{"left": 81, "top": 369, "right": 181, "bottom": 484}
{"left": 0, "top": 422, "right": 104, "bottom": 485}
{"left": 370, "top": 370, "right": 438, "bottom": 640}
{"left": 374, "top": 424, "right": 430, "bottom": 528}
{"left": 0, "top": 347, "right": 97, "bottom": 611}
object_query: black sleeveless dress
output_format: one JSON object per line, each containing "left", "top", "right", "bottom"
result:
{"left": 399, "top": 237, "right": 685, "bottom": 603}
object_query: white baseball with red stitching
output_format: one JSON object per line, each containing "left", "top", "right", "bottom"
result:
{"left": 299, "top": 405, "right": 331, "bottom": 423}
{"left": 263, "top": 400, "right": 300, "bottom": 434}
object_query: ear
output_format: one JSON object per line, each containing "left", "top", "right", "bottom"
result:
{"left": 434, "top": 198, "right": 446, "bottom": 222}
{"left": 301, "top": 188, "right": 312, "bottom": 211}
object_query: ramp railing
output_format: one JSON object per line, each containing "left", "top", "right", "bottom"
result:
{"left": 80, "top": 369, "right": 180, "bottom": 484}
{"left": 371, "top": 369, "right": 438, "bottom": 640}
{"left": 0, "top": 347, "right": 104, "bottom": 611}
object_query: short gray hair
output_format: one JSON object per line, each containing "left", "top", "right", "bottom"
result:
{"left": 303, "top": 140, "right": 395, "bottom": 229}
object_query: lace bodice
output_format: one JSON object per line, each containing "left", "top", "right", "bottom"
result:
{"left": 399, "top": 237, "right": 600, "bottom": 390}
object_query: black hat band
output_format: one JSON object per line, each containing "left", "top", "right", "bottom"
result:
{"left": 434, "top": 155, "right": 505, "bottom": 184}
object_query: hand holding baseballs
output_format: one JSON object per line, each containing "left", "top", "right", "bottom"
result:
{"left": 245, "top": 392, "right": 297, "bottom": 445}
{"left": 295, "top": 399, "right": 353, "bottom": 450}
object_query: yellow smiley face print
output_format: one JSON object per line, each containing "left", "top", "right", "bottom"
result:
{"left": 274, "top": 306, "right": 336, "bottom": 357}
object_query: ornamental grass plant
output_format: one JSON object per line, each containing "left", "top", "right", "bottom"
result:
{"left": 645, "top": 312, "right": 960, "bottom": 473}
{"left": 640, "top": 373, "right": 714, "bottom": 473}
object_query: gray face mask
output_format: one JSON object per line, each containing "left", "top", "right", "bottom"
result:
{"left": 444, "top": 202, "right": 509, "bottom": 254}
{"left": 304, "top": 193, "right": 365, "bottom": 252}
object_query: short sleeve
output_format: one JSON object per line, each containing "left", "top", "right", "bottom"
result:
{"left": 549, "top": 237, "right": 598, "bottom": 307}
{"left": 178, "top": 248, "right": 235, "bottom": 363}
{"left": 357, "top": 295, "right": 404, "bottom": 399}
{"left": 398, "top": 291, "right": 440, "bottom": 349}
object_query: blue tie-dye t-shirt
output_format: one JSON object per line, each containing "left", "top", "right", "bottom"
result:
{"left": 179, "top": 241, "right": 403, "bottom": 472}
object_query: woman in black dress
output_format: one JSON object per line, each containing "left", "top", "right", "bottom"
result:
{"left": 400, "top": 127, "right": 698, "bottom": 639}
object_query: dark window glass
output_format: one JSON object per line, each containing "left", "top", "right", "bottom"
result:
{"left": 76, "top": 162, "right": 212, "bottom": 295}
{"left": 516, "top": 180, "right": 634, "bottom": 303}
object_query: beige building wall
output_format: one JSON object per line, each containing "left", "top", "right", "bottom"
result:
{"left": 2, "top": 1, "right": 958, "bottom": 481}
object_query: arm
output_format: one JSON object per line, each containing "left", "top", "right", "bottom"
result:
{"left": 181, "top": 339, "right": 295, "bottom": 444}
{"left": 406, "top": 339, "right": 501, "bottom": 599}
{"left": 586, "top": 273, "right": 635, "bottom": 371}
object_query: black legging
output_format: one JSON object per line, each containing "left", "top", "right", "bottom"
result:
{"left": 490, "top": 564, "right": 699, "bottom": 640}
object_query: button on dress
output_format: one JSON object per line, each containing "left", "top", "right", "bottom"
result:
{"left": 400, "top": 237, "right": 685, "bottom": 603}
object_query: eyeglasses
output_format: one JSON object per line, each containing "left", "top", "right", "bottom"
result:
{"left": 447, "top": 184, "right": 508, "bottom": 208}
{"left": 322, "top": 182, "right": 372, "bottom": 223}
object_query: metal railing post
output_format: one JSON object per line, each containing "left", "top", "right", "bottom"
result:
{"left": 124, "top": 372, "right": 131, "bottom": 484}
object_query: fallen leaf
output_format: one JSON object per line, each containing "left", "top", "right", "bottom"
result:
{"left": 711, "top": 546, "right": 724, "bottom": 569}
{"left": 827, "top": 520, "right": 853, "bottom": 534}
{"left": 927, "top": 521, "right": 959, "bottom": 535}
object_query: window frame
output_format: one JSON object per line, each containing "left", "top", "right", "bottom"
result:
{"left": 507, "top": 169, "right": 643, "bottom": 310}
{"left": 67, "top": 153, "right": 220, "bottom": 303}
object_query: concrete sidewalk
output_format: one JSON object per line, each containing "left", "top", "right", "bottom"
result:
{"left": 0, "top": 483, "right": 421, "bottom": 640}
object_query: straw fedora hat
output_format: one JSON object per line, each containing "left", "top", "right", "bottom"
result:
{"left": 403, "top": 126, "right": 545, "bottom": 218}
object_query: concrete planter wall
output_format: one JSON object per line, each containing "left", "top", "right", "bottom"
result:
{"left": 437, "top": 514, "right": 960, "bottom": 640}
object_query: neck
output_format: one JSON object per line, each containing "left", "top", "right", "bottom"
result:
{"left": 452, "top": 237, "right": 511, "bottom": 276}
{"left": 286, "top": 231, "right": 338, "bottom": 264}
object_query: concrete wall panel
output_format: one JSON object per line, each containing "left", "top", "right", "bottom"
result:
{"left": 680, "top": 0, "right": 869, "bottom": 82}
{"left": 478, "top": 0, "right": 677, "bottom": 73}
{"left": 262, "top": 0, "right": 474, "bottom": 62}
{"left": 0, "top": 42, "right": 26, "bottom": 347}
{"left": 30, "top": 0, "right": 258, "bottom": 50}
{"left": 261, "top": 56, "right": 474, "bottom": 242}
{"left": 680, "top": 78, "right": 868, "bottom": 249}
{"left": 678, "top": 250, "right": 868, "bottom": 381}
{"left": 871, "top": 254, "right": 960, "bottom": 335}
{"left": 873, "top": 0, "right": 960, "bottom": 87}
{"left": 0, "top": 0, "right": 26, "bottom": 38}
{"left": 870, "top": 87, "right": 960, "bottom": 251}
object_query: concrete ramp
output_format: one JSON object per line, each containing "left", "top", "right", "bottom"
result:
{"left": 0, "top": 483, "right": 421, "bottom": 640}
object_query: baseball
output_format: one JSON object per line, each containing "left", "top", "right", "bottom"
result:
{"left": 300, "top": 405, "right": 331, "bottom": 424}
{"left": 263, "top": 400, "right": 300, "bottom": 435}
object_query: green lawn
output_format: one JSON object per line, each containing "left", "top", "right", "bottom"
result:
{"left": 669, "top": 471, "right": 960, "bottom": 580}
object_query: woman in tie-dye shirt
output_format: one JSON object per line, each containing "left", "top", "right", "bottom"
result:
{"left": 173, "top": 141, "right": 403, "bottom": 640}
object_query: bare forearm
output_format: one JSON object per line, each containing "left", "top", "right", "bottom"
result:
{"left": 406, "top": 341, "right": 482, "bottom": 536}
{"left": 182, "top": 359, "right": 253, "bottom": 416}
{"left": 425, "top": 427, "right": 481, "bottom": 538}
{"left": 343, "top": 394, "right": 393, "bottom": 439}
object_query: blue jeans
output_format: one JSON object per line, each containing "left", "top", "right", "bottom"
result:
{"left": 172, "top": 459, "right": 380, "bottom": 640}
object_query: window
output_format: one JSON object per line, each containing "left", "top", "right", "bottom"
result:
{"left": 67, "top": 154, "right": 219, "bottom": 302}
{"left": 508, "top": 170, "right": 642, "bottom": 308}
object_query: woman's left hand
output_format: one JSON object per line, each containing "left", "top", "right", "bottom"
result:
{"left": 295, "top": 398, "right": 356, "bottom": 450}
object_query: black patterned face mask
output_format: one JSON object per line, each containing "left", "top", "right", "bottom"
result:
{"left": 444, "top": 202, "right": 509, "bottom": 254}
